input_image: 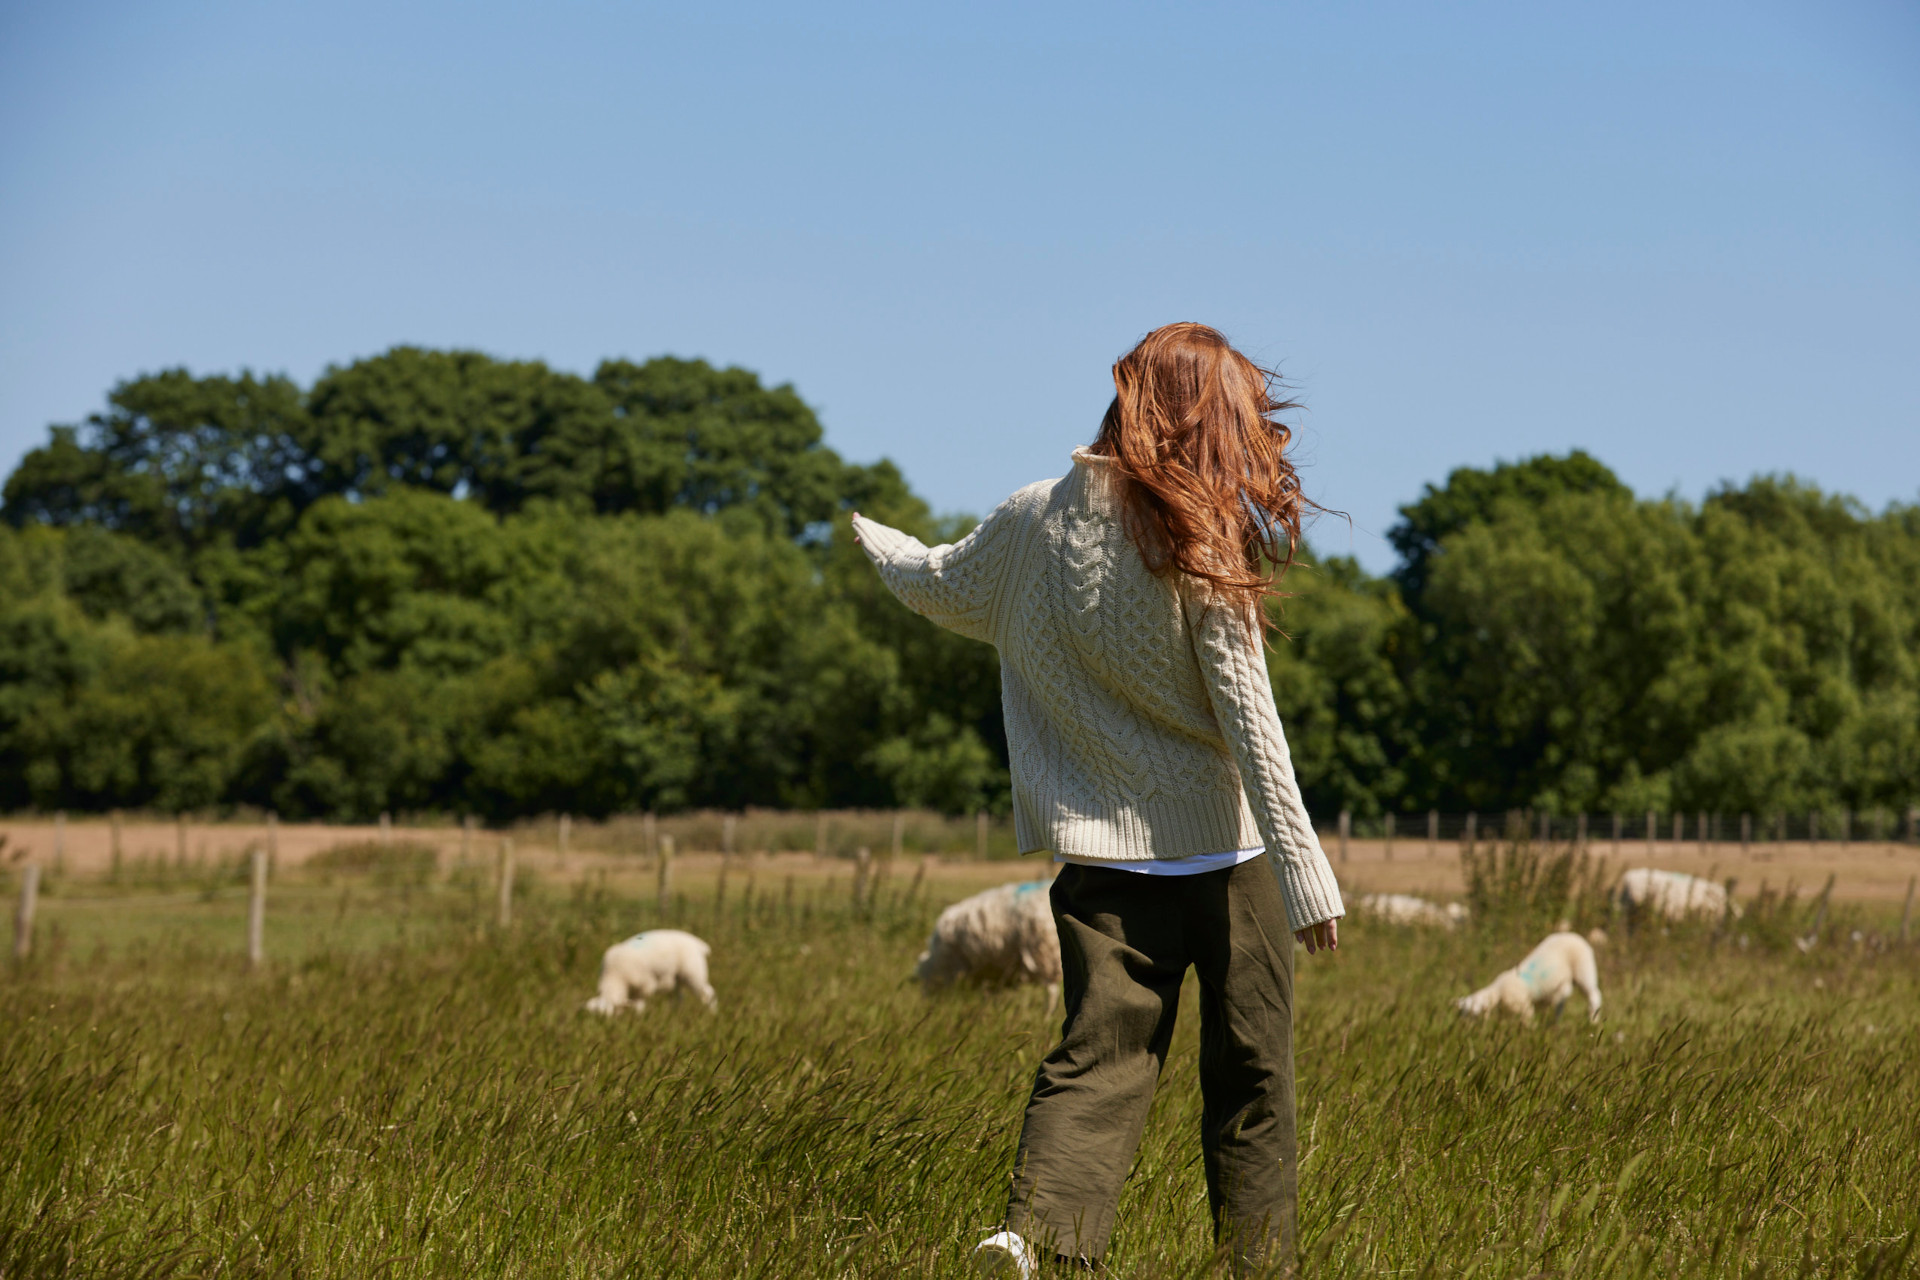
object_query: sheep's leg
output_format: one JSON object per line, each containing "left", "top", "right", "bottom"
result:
{"left": 679, "top": 952, "right": 718, "bottom": 1010}
{"left": 598, "top": 969, "right": 628, "bottom": 1006}
{"left": 1043, "top": 981, "right": 1060, "bottom": 1018}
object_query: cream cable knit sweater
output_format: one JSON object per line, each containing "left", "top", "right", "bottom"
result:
{"left": 852, "top": 448, "right": 1344, "bottom": 932}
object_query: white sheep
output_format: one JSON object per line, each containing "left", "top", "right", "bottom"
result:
{"left": 1616, "top": 868, "right": 1740, "bottom": 923}
{"left": 916, "top": 880, "right": 1061, "bottom": 1008}
{"left": 585, "top": 929, "right": 717, "bottom": 1016}
{"left": 1357, "top": 893, "right": 1469, "bottom": 928}
{"left": 1454, "top": 931, "right": 1602, "bottom": 1023}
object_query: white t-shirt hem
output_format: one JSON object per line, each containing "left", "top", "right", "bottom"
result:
{"left": 1052, "top": 846, "right": 1264, "bottom": 877}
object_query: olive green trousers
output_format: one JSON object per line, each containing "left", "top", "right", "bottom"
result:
{"left": 1005, "top": 855, "right": 1299, "bottom": 1273}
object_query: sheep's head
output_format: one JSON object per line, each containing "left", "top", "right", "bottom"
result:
{"left": 1453, "top": 989, "right": 1495, "bottom": 1018}
{"left": 914, "top": 937, "right": 964, "bottom": 991}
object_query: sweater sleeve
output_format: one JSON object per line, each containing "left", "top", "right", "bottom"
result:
{"left": 851, "top": 499, "right": 1019, "bottom": 643}
{"left": 1187, "top": 589, "right": 1345, "bottom": 932}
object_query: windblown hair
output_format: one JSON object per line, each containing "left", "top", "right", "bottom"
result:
{"left": 1091, "top": 323, "right": 1315, "bottom": 626}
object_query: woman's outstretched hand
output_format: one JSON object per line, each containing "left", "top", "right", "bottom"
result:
{"left": 1295, "top": 917, "right": 1340, "bottom": 955}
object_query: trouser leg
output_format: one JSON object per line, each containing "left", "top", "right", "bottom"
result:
{"left": 1192, "top": 856, "right": 1299, "bottom": 1275}
{"left": 1005, "top": 864, "right": 1184, "bottom": 1264}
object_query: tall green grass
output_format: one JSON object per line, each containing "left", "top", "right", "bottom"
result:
{"left": 3, "top": 850, "right": 1916, "bottom": 1277}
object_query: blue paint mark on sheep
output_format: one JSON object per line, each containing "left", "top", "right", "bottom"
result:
{"left": 625, "top": 931, "right": 652, "bottom": 946}
{"left": 1014, "top": 882, "right": 1048, "bottom": 896}
{"left": 1518, "top": 957, "right": 1546, "bottom": 984}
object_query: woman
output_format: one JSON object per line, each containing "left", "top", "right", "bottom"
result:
{"left": 852, "top": 323, "right": 1344, "bottom": 1277}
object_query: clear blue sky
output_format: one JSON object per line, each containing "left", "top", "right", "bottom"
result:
{"left": 3, "top": 0, "right": 1915, "bottom": 570}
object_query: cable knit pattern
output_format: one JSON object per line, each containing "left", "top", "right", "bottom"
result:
{"left": 852, "top": 449, "right": 1344, "bottom": 932}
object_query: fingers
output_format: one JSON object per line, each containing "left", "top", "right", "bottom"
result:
{"left": 1294, "top": 919, "right": 1343, "bottom": 955}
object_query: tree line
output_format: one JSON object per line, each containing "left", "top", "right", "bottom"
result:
{"left": 3, "top": 347, "right": 1915, "bottom": 822}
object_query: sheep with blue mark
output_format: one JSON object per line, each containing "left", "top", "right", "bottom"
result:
{"left": 585, "top": 928, "right": 717, "bottom": 1016}
{"left": 1454, "top": 931, "right": 1602, "bottom": 1023}
{"left": 915, "top": 880, "right": 1062, "bottom": 1012}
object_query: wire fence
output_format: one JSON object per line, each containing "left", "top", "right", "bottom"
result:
{"left": 1310, "top": 806, "right": 1920, "bottom": 853}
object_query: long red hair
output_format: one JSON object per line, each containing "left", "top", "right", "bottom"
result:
{"left": 1090, "top": 323, "right": 1312, "bottom": 627}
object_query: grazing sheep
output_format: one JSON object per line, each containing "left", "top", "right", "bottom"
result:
{"left": 1454, "top": 931, "right": 1602, "bottom": 1023}
{"left": 916, "top": 880, "right": 1061, "bottom": 1008}
{"left": 585, "top": 929, "right": 716, "bottom": 1016}
{"left": 1616, "top": 868, "right": 1741, "bottom": 923}
{"left": 1357, "top": 893, "right": 1469, "bottom": 928}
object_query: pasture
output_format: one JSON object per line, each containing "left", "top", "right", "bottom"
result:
{"left": 2, "top": 833, "right": 1918, "bottom": 1278}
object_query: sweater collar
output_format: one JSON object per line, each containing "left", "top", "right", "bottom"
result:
{"left": 1069, "top": 447, "right": 1122, "bottom": 512}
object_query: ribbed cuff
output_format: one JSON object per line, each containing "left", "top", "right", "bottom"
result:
{"left": 1271, "top": 851, "right": 1345, "bottom": 934}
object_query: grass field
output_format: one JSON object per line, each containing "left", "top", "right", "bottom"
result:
{"left": 2, "top": 845, "right": 1917, "bottom": 1278}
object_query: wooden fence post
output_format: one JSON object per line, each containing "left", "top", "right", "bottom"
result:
{"left": 53, "top": 812, "right": 65, "bottom": 876}
{"left": 1807, "top": 811, "right": 1819, "bottom": 846}
{"left": 976, "top": 811, "right": 988, "bottom": 860}
{"left": 722, "top": 814, "right": 736, "bottom": 857}
{"left": 1427, "top": 809, "right": 1438, "bottom": 858}
{"left": 1905, "top": 806, "right": 1918, "bottom": 844}
{"left": 854, "top": 847, "right": 871, "bottom": 911}
{"left": 1645, "top": 810, "right": 1656, "bottom": 849}
{"left": 176, "top": 814, "right": 188, "bottom": 867}
{"left": 266, "top": 811, "right": 279, "bottom": 876}
{"left": 380, "top": 812, "right": 392, "bottom": 847}
{"left": 1740, "top": 812, "right": 1752, "bottom": 849}
{"left": 1697, "top": 811, "right": 1708, "bottom": 853}
{"left": 1337, "top": 810, "right": 1350, "bottom": 863}
{"left": 1464, "top": 811, "right": 1478, "bottom": 855}
{"left": 110, "top": 810, "right": 123, "bottom": 880}
{"left": 1382, "top": 812, "right": 1394, "bottom": 862}
{"left": 1576, "top": 812, "right": 1588, "bottom": 848}
{"left": 1900, "top": 876, "right": 1915, "bottom": 944}
{"left": 496, "top": 838, "right": 515, "bottom": 928}
{"left": 1537, "top": 810, "right": 1549, "bottom": 844}
{"left": 13, "top": 865, "right": 39, "bottom": 963}
{"left": 247, "top": 849, "right": 267, "bottom": 968}
{"left": 657, "top": 834, "right": 675, "bottom": 912}
{"left": 1799, "top": 872, "right": 1836, "bottom": 951}
{"left": 815, "top": 813, "right": 828, "bottom": 863}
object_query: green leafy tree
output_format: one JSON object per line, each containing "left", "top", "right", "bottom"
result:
{"left": 1, "top": 371, "right": 312, "bottom": 551}
{"left": 1389, "top": 450, "right": 1631, "bottom": 604}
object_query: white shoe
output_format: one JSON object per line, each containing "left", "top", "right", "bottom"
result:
{"left": 972, "top": 1229, "right": 1035, "bottom": 1279}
